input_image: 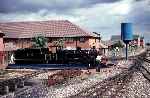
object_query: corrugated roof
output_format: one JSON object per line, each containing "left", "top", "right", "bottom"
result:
{"left": 0, "top": 20, "right": 96, "bottom": 38}
{"left": 111, "top": 35, "right": 121, "bottom": 41}
{"left": 111, "top": 34, "right": 142, "bottom": 41}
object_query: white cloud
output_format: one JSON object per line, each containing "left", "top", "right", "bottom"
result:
{"left": 70, "top": 0, "right": 132, "bottom": 36}
{"left": 0, "top": 0, "right": 133, "bottom": 40}
{"left": 0, "top": 0, "right": 150, "bottom": 41}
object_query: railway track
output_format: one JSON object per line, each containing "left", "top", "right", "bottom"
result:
{"left": 69, "top": 63, "right": 137, "bottom": 98}
{"left": 68, "top": 50, "right": 150, "bottom": 98}
{"left": 136, "top": 57, "right": 150, "bottom": 82}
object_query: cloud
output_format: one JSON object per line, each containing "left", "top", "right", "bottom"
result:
{"left": 0, "top": 0, "right": 120, "bottom": 13}
{"left": 0, "top": 0, "right": 150, "bottom": 42}
{"left": 125, "top": 0, "right": 150, "bottom": 42}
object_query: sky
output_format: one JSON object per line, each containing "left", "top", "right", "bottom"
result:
{"left": 0, "top": 0, "right": 150, "bottom": 42}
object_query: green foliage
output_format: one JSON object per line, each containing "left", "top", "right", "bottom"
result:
{"left": 129, "top": 44, "right": 138, "bottom": 52}
{"left": 112, "top": 41, "right": 124, "bottom": 49}
{"left": 32, "top": 35, "right": 48, "bottom": 48}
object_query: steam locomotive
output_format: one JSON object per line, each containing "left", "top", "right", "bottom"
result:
{"left": 11, "top": 47, "right": 98, "bottom": 68}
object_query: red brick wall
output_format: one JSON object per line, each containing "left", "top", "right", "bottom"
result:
{"left": 64, "top": 39, "right": 90, "bottom": 49}
{"left": 4, "top": 38, "right": 32, "bottom": 49}
{"left": 0, "top": 37, "right": 5, "bottom": 69}
{"left": 4, "top": 37, "right": 100, "bottom": 50}
{"left": 0, "top": 38, "right": 4, "bottom": 51}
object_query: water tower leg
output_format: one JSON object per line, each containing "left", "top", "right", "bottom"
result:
{"left": 126, "top": 43, "right": 128, "bottom": 60}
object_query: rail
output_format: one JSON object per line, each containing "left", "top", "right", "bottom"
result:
{"left": 0, "top": 70, "right": 45, "bottom": 86}
{"left": 136, "top": 56, "right": 150, "bottom": 82}
{"left": 68, "top": 49, "right": 149, "bottom": 98}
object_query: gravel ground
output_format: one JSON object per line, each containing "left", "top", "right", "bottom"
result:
{"left": 72, "top": 70, "right": 133, "bottom": 98}
{"left": 14, "top": 84, "right": 49, "bottom": 98}
{"left": 34, "top": 70, "right": 60, "bottom": 79}
{"left": 143, "top": 62, "right": 150, "bottom": 72}
{"left": 69, "top": 59, "right": 150, "bottom": 98}
{"left": 44, "top": 60, "right": 133, "bottom": 98}
{"left": 124, "top": 72, "right": 150, "bottom": 98}
{"left": 0, "top": 60, "right": 142, "bottom": 98}
{"left": 67, "top": 61, "right": 150, "bottom": 98}
{"left": 77, "top": 71, "right": 150, "bottom": 98}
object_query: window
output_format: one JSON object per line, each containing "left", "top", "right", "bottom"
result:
{"left": 66, "top": 38, "right": 74, "bottom": 43}
{"left": 79, "top": 38, "right": 86, "bottom": 42}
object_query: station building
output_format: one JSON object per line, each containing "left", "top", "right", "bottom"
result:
{"left": 111, "top": 34, "right": 145, "bottom": 47}
{"left": 0, "top": 20, "right": 104, "bottom": 68}
{"left": 0, "top": 20, "right": 102, "bottom": 51}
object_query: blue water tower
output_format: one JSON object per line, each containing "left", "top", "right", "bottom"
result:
{"left": 121, "top": 23, "right": 133, "bottom": 60}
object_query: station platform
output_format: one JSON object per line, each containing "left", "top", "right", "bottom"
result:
{"left": 7, "top": 64, "right": 89, "bottom": 70}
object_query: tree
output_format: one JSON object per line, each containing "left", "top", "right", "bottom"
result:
{"left": 112, "top": 41, "right": 124, "bottom": 49}
{"left": 32, "top": 35, "right": 48, "bottom": 48}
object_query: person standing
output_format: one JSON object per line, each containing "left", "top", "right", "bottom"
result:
{"left": 89, "top": 46, "right": 98, "bottom": 68}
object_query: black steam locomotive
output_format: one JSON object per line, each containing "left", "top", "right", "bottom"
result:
{"left": 13, "top": 47, "right": 98, "bottom": 67}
